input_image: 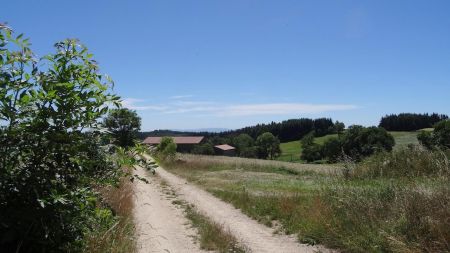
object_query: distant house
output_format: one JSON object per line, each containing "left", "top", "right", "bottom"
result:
{"left": 214, "top": 144, "right": 236, "bottom": 156}
{"left": 143, "top": 136, "right": 204, "bottom": 152}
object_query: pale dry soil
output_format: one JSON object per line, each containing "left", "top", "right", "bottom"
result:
{"left": 133, "top": 165, "right": 208, "bottom": 253}
{"left": 135, "top": 155, "right": 334, "bottom": 253}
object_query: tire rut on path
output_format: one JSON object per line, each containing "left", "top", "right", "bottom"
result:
{"left": 144, "top": 156, "right": 334, "bottom": 253}
{"left": 133, "top": 166, "right": 208, "bottom": 253}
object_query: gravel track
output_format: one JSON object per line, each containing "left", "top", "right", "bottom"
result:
{"left": 137, "top": 155, "right": 334, "bottom": 253}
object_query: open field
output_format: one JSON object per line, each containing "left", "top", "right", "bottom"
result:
{"left": 178, "top": 153, "right": 340, "bottom": 174}
{"left": 150, "top": 155, "right": 329, "bottom": 253}
{"left": 389, "top": 131, "right": 420, "bottom": 148}
{"left": 277, "top": 131, "right": 426, "bottom": 162}
{"left": 277, "top": 134, "right": 338, "bottom": 162}
{"left": 162, "top": 149, "right": 450, "bottom": 252}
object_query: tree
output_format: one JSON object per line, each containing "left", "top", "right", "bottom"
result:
{"left": 301, "top": 143, "right": 323, "bottom": 162}
{"left": 103, "top": 108, "right": 141, "bottom": 148}
{"left": 0, "top": 28, "right": 122, "bottom": 251}
{"left": 418, "top": 120, "right": 450, "bottom": 149}
{"left": 379, "top": 113, "right": 448, "bottom": 131}
{"left": 239, "top": 146, "right": 258, "bottom": 158}
{"left": 300, "top": 132, "right": 315, "bottom": 147}
{"left": 217, "top": 117, "right": 335, "bottom": 143}
{"left": 302, "top": 126, "right": 395, "bottom": 163}
{"left": 157, "top": 137, "right": 177, "bottom": 160}
{"left": 334, "top": 121, "right": 345, "bottom": 136}
{"left": 233, "top": 133, "right": 254, "bottom": 156}
{"left": 341, "top": 125, "right": 395, "bottom": 160}
{"left": 417, "top": 131, "right": 434, "bottom": 149}
{"left": 433, "top": 120, "right": 450, "bottom": 149}
{"left": 322, "top": 137, "right": 342, "bottom": 162}
{"left": 192, "top": 142, "right": 215, "bottom": 155}
{"left": 256, "top": 132, "right": 281, "bottom": 159}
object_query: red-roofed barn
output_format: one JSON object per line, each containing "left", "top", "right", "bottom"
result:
{"left": 214, "top": 144, "right": 236, "bottom": 157}
{"left": 143, "top": 136, "right": 204, "bottom": 153}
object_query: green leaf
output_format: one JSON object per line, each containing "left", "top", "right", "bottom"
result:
{"left": 20, "top": 93, "right": 30, "bottom": 104}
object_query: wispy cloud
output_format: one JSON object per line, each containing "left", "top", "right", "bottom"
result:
{"left": 123, "top": 97, "right": 358, "bottom": 116}
{"left": 121, "top": 98, "right": 168, "bottom": 111}
{"left": 169, "top": 95, "right": 194, "bottom": 99}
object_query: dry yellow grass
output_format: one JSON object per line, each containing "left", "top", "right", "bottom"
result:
{"left": 84, "top": 177, "right": 136, "bottom": 253}
{"left": 178, "top": 153, "right": 339, "bottom": 174}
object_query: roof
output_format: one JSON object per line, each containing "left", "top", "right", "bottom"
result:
{"left": 214, "top": 144, "right": 236, "bottom": 151}
{"left": 143, "top": 136, "right": 204, "bottom": 145}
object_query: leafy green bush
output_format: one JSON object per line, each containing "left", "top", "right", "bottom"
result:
{"left": 192, "top": 143, "right": 215, "bottom": 155}
{"left": 300, "top": 126, "right": 395, "bottom": 163}
{"left": 157, "top": 136, "right": 177, "bottom": 161}
{"left": 321, "top": 137, "right": 342, "bottom": 162}
{"left": 239, "top": 146, "right": 258, "bottom": 158}
{"left": 256, "top": 132, "right": 281, "bottom": 159}
{"left": 233, "top": 133, "right": 254, "bottom": 156}
{"left": 301, "top": 143, "right": 323, "bottom": 162}
{"left": 418, "top": 120, "right": 450, "bottom": 150}
{"left": 0, "top": 28, "right": 124, "bottom": 251}
{"left": 341, "top": 125, "right": 395, "bottom": 160}
{"left": 103, "top": 108, "right": 141, "bottom": 148}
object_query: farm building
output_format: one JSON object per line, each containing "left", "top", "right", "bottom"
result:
{"left": 143, "top": 136, "right": 204, "bottom": 152}
{"left": 214, "top": 144, "right": 236, "bottom": 156}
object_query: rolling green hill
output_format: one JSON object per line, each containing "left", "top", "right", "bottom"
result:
{"left": 277, "top": 130, "right": 428, "bottom": 162}
{"left": 277, "top": 134, "right": 338, "bottom": 162}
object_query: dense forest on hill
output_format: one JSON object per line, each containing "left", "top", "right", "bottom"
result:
{"left": 218, "top": 118, "right": 335, "bottom": 142}
{"left": 139, "top": 118, "right": 337, "bottom": 143}
{"left": 137, "top": 130, "right": 211, "bottom": 139}
{"left": 379, "top": 113, "right": 448, "bottom": 131}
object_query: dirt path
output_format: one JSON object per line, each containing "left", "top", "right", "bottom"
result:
{"left": 142, "top": 156, "right": 332, "bottom": 253}
{"left": 133, "top": 166, "right": 208, "bottom": 253}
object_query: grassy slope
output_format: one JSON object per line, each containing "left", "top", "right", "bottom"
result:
{"left": 277, "top": 134, "right": 338, "bottom": 162}
{"left": 389, "top": 131, "right": 419, "bottom": 148}
{"left": 162, "top": 151, "right": 450, "bottom": 253}
{"left": 278, "top": 131, "right": 426, "bottom": 162}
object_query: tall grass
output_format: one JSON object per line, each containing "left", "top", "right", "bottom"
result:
{"left": 351, "top": 145, "right": 450, "bottom": 178}
{"left": 316, "top": 179, "right": 449, "bottom": 252}
{"left": 165, "top": 147, "right": 450, "bottom": 252}
{"left": 83, "top": 178, "right": 136, "bottom": 253}
{"left": 177, "top": 153, "right": 338, "bottom": 174}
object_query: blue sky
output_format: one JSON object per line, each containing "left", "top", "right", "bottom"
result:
{"left": 3, "top": 0, "right": 450, "bottom": 131}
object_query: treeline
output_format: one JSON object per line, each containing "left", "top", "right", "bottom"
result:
{"left": 301, "top": 126, "right": 395, "bottom": 162}
{"left": 137, "top": 129, "right": 212, "bottom": 140}
{"left": 379, "top": 113, "right": 448, "bottom": 131}
{"left": 218, "top": 118, "right": 337, "bottom": 142}
{"left": 139, "top": 118, "right": 340, "bottom": 144}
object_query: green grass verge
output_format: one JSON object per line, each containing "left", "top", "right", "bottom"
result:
{"left": 184, "top": 204, "right": 247, "bottom": 253}
{"left": 163, "top": 149, "right": 450, "bottom": 253}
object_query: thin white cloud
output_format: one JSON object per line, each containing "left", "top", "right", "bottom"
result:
{"left": 171, "top": 101, "right": 215, "bottom": 106}
{"left": 121, "top": 98, "right": 168, "bottom": 111}
{"left": 169, "top": 95, "right": 194, "bottom": 99}
{"left": 163, "top": 106, "right": 219, "bottom": 114}
{"left": 121, "top": 98, "right": 358, "bottom": 116}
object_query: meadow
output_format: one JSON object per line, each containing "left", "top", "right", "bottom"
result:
{"left": 277, "top": 131, "right": 424, "bottom": 162}
{"left": 162, "top": 147, "right": 450, "bottom": 252}
{"left": 277, "top": 134, "right": 338, "bottom": 162}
